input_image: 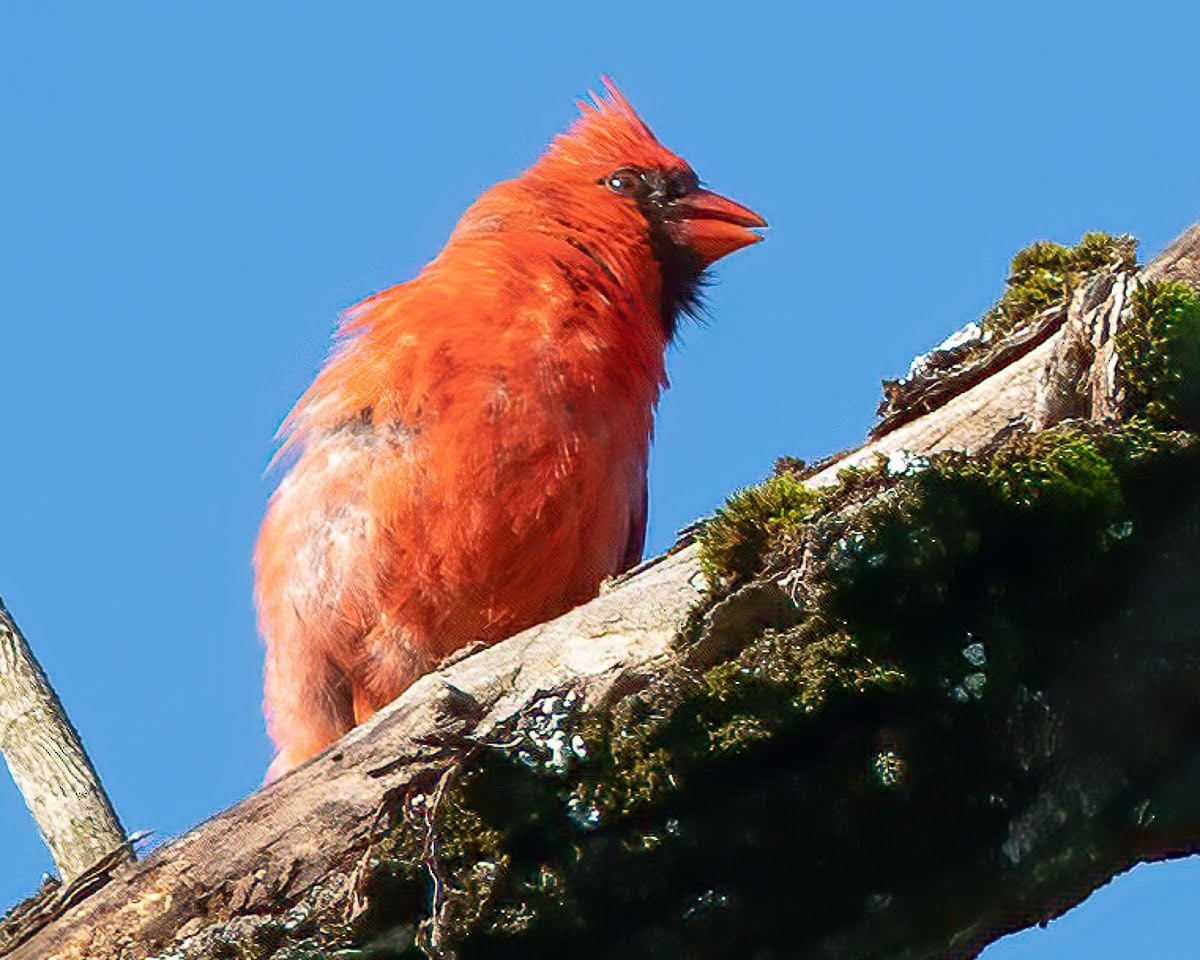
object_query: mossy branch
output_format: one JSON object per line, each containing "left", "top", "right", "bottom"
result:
{"left": 5, "top": 222, "right": 1200, "bottom": 960}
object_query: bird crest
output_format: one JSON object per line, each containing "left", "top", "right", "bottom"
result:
{"left": 541, "top": 77, "right": 684, "bottom": 174}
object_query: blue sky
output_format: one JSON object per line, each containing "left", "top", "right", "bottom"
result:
{"left": 2, "top": 1, "right": 1198, "bottom": 952}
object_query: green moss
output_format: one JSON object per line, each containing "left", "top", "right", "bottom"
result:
{"left": 953, "top": 429, "right": 1122, "bottom": 517}
{"left": 697, "top": 472, "right": 818, "bottom": 584}
{"left": 1072, "top": 231, "right": 1137, "bottom": 273}
{"left": 1009, "top": 240, "right": 1074, "bottom": 279}
{"left": 820, "top": 423, "right": 1194, "bottom": 709}
{"left": 1117, "top": 279, "right": 1200, "bottom": 427}
{"left": 573, "top": 712, "right": 682, "bottom": 818}
{"left": 985, "top": 232, "right": 1137, "bottom": 337}
{"left": 993, "top": 240, "right": 1074, "bottom": 332}
{"left": 703, "top": 624, "right": 905, "bottom": 721}
{"left": 1095, "top": 415, "right": 1196, "bottom": 463}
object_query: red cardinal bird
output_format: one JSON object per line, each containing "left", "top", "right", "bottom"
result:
{"left": 255, "top": 79, "right": 764, "bottom": 780}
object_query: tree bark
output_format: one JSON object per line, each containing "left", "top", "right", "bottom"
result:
{"left": 3, "top": 224, "right": 1200, "bottom": 960}
{"left": 0, "top": 601, "right": 130, "bottom": 887}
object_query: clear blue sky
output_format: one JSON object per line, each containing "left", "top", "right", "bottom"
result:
{"left": 2, "top": 1, "right": 1198, "bottom": 952}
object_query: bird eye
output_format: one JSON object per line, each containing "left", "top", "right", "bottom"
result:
{"left": 604, "top": 167, "right": 643, "bottom": 195}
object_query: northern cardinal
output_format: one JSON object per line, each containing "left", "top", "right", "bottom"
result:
{"left": 255, "top": 79, "right": 764, "bottom": 780}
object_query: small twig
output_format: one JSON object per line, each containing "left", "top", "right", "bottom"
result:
{"left": 422, "top": 765, "right": 458, "bottom": 957}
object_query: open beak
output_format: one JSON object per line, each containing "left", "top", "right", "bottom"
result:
{"left": 672, "top": 189, "right": 767, "bottom": 267}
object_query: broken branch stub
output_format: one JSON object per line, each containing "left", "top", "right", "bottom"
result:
{"left": 0, "top": 601, "right": 130, "bottom": 886}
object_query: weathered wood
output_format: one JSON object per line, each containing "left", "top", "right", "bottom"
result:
{"left": 0, "top": 600, "right": 130, "bottom": 887}
{"left": 872, "top": 305, "right": 1068, "bottom": 439}
{"left": 1144, "top": 223, "right": 1200, "bottom": 289}
{"left": 4, "top": 222, "right": 1199, "bottom": 960}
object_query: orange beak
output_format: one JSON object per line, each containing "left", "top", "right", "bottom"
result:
{"left": 671, "top": 189, "right": 767, "bottom": 267}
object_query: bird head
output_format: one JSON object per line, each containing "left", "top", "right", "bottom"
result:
{"left": 525, "top": 78, "right": 766, "bottom": 330}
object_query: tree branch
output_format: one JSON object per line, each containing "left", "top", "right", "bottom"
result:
{"left": 0, "top": 600, "right": 130, "bottom": 888}
{"left": 4, "top": 223, "right": 1200, "bottom": 960}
